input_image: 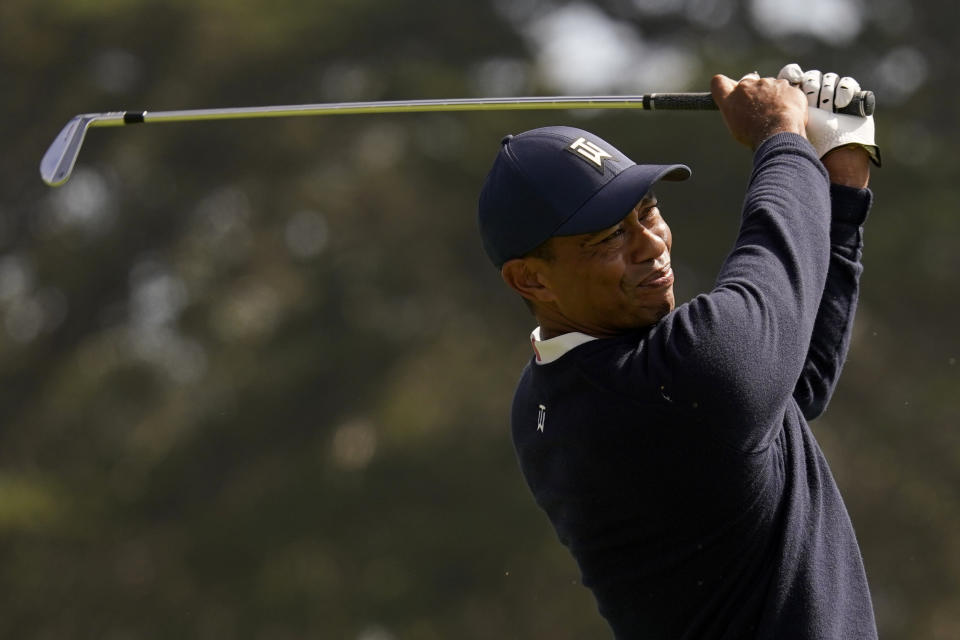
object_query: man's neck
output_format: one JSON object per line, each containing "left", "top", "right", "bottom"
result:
{"left": 535, "top": 307, "right": 623, "bottom": 340}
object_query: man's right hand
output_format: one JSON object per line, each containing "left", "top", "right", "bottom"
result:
{"left": 710, "top": 72, "right": 808, "bottom": 150}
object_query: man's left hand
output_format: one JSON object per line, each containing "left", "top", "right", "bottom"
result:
{"left": 778, "top": 64, "right": 881, "bottom": 168}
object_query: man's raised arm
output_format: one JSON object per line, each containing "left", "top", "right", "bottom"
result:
{"left": 793, "top": 147, "right": 873, "bottom": 419}
{"left": 777, "top": 64, "right": 880, "bottom": 419}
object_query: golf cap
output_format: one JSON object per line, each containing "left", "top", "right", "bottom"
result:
{"left": 478, "top": 125, "right": 691, "bottom": 268}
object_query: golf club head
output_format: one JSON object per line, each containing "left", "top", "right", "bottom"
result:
{"left": 40, "top": 115, "right": 97, "bottom": 187}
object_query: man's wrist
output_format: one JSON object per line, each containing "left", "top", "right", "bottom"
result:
{"left": 750, "top": 119, "right": 807, "bottom": 150}
{"left": 822, "top": 145, "right": 870, "bottom": 188}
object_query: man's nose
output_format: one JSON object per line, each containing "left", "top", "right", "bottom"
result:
{"left": 629, "top": 225, "right": 668, "bottom": 263}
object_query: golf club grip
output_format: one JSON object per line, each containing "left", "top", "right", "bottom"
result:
{"left": 838, "top": 90, "right": 875, "bottom": 117}
{"left": 645, "top": 93, "right": 718, "bottom": 111}
{"left": 648, "top": 91, "right": 875, "bottom": 116}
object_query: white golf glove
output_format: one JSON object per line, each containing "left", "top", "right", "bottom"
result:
{"left": 778, "top": 63, "right": 881, "bottom": 166}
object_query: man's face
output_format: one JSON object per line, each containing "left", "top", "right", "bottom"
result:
{"left": 533, "top": 194, "right": 675, "bottom": 337}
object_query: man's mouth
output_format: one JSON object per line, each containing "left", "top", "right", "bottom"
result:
{"left": 638, "top": 264, "right": 674, "bottom": 288}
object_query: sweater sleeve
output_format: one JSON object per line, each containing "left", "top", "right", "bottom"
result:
{"left": 791, "top": 184, "right": 872, "bottom": 420}
{"left": 645, "top": 133, "right": 831, "bottom": 451}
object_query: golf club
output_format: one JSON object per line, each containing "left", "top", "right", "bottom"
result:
{"left": 40, "top": 91, "right": 875, "bottom": 187}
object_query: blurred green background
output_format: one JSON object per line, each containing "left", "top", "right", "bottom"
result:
{"left": 1, "top": 0, "right": 957, "bottom": 638}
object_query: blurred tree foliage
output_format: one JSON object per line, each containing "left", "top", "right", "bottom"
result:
{"left": 0, "top": 0, "right": 957, "bottom": 638}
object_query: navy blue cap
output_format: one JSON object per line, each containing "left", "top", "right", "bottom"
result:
{"left": 478, "top": 126, "right": 691, "bottom": 268}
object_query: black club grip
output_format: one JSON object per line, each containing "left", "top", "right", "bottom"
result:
{"left": 836, "top": 90, "right": 875, "bottom": 117}
{"left": 646, "top": 91, "right": 875, "bottom": 117}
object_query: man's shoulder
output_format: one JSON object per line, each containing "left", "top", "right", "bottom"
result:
{"left": 512, "top": 328, "right": 664, "bottom": 405}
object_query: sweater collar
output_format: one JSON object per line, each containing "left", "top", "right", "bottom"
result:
{"left": 530, "top": 327, "right": 597, "bottom": 365}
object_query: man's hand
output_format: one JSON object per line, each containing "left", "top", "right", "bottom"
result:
{"left": 710, "top": 72, "right": 808, "bottom": 150}
{"left": 778, "top": 64, "right": 880, "bottom": 170}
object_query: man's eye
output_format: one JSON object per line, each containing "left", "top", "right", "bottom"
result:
{"left": 603, "top": 228, "right": 625, "bottom": 243}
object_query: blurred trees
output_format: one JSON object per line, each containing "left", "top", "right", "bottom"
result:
{"left": 0, "top": 0, "right": 957, "bottom": 638}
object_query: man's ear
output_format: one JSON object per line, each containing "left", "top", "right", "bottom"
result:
{"left": 501, "top": 258, "right": 556, "bottom": 303}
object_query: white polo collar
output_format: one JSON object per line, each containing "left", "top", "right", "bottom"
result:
{"left": 530, "top": 327, "right": 597, "bottom": 365}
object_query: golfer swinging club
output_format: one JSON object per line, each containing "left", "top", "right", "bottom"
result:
{"left": 478, "top": 64, "right": 880, "bottom": 638}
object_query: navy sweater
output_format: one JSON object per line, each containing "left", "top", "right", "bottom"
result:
{"left": 511, "top": 134, "right": 877, "bottom": 639}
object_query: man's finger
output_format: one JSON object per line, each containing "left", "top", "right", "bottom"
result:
{"left": 834, "top": 76, "right": 861, "bottom": 109}
{"left": 819, "top": 72, "right": 839, "bottom": 111}
{"left": 711, "top": 74, "right": 737, "bottom": 103}
{"left": 778, "top": 63, "right": 804, "bottom": 85}
{"left": 801, "top": 70, "right": 823, "bottom": 108}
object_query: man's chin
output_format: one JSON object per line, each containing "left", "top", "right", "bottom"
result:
{"left": 622, "top": 300, "right": 675, "bottom": 331}
{"left": 664, "top": 288, "right": 676, "bottom": 312}
{"left": 650, "top": 290, "right": 676, "bottom": 323}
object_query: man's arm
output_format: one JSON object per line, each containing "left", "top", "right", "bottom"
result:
{"left": 793, "top": 147, "right": 872, "bottom": 419}
{"left": 637, "top": 73, "right": 830, "bottom": 451}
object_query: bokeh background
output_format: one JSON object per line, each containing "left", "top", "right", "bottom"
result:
{"left": 2, "top": 0, "right": 957, "bottom": 638}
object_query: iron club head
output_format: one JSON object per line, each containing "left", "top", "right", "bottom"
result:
{"left": 39, "top": 112, "right": 127, "bottom": 187}
{"left": 40, "top": 115, "right": 96, "bottom": 187}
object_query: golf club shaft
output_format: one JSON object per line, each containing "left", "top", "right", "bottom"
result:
{"left": 40, "top": 91, "right": 875, "bottom": 186}
{"left": 90, "top": 94, "right": 721, "bottom": 128}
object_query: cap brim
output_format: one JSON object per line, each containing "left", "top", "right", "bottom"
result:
{"left": 553, "top": 163, "right": 690, "bottom": 236}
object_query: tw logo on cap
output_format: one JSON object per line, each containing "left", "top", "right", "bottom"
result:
{"left": 567, "top": 137, "right": 614, "bottom": 173}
